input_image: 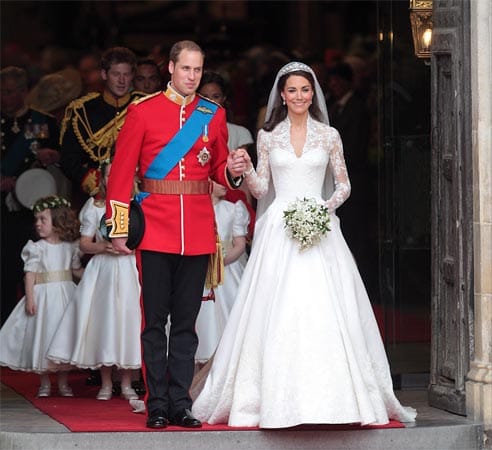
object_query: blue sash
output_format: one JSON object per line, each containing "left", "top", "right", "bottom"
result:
{"left": 136, "top": 98, "right": 218, "bottom": 203}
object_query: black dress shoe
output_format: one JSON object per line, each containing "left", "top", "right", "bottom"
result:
{"left": 146, "top": 414, "right": 169, "bottom": 429}
{"left": 170, "top": 408, "right": 202, "bottom": 428}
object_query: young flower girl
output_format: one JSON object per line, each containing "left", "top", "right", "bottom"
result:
{"left": 195, "top": 181, "right": 250, "bottom": 364}
{"left": 47, "top": 162, "right": 141, "bottom": 400}
{"left": 0, "top": 195, "right": 82, "bottom": 397}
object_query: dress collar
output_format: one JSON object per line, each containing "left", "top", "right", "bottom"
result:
{"left": 164, "top": 82, "right": 195, "bottom": 106}
{"left": 102, "top": 90, "right": 131, "bottom": 108}
{"left": 283, "top": 114, "right": 313, "bottom": 130}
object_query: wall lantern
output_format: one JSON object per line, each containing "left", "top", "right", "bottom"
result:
{"left": 409, "top": 0, "right": 433, "bottom": 61}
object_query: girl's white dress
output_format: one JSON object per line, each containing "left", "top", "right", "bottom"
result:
{"left": 0, "top": 239, "right": 81, "bottom": 373}
{"left": 47, "top": 197, "right": 141, "bottom": 369}
{"left": 195, "top": 199, "right": 250, "bottom": 363}
{"left": 192, "top": 117, "right": 417, "bottom": 428}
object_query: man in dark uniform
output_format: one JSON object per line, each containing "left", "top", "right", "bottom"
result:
{"left": 60, "top": 47, "right": 145, "bottom": 207}
{"left": 0, "top": 66, "right": 61, "bottom": 324}
{"left": 106, "top": 40, "right": 248, "bottom": 429}
{"left": 326, "top": 62, "right": 377, "bottom": 299}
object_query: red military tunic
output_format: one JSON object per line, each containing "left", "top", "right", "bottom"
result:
{"left": 106, "top": 85, "right": 234, "bottom": 255}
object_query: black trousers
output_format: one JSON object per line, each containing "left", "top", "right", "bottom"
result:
{"left": 139, "top": 250, "right": 208, "bottom": 417}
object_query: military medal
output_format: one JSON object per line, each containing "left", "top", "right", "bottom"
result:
{"left": 30, "top": 140, "right": 40, "bottom": 153}
{"left": 202, "top": 124, "right": 209, "bottom": 143}
{"left": 34, "top": 123, "right": 49, "bottom": 139}
{"left": 10, "top": 106, "right": 29, "bottom": 134}
{"left": 24, "top": 122, "right": 34, "bottom": 139}
{"left": 11, "top": 118, "right": 20, "bottom": 134}
{"left": 197, "top": 147, "right": 211, "bottom": 166}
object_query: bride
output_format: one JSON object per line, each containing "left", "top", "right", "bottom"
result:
{"left": 191, "top": 61, "right": 417, "bottom": 428}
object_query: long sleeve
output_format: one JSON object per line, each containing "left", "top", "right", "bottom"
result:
{"left": 325, "top": 128, "right": 351, "bottom": 213}
{"left": 244, "top": 129, "right": 270, "bottom": 199}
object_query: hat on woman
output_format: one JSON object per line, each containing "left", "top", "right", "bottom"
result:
{"left": 27, "top": 68, "right": 82, "bottom": 113}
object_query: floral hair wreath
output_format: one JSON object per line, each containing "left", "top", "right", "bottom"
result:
{"left": 32, "top": 195, "right": 71, "bottom": 213}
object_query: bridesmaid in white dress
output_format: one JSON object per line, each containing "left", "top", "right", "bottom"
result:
{"left": 47, "top": 163, "right": 141, "bottom": 401}
{"left": 192, "top": 62, "right": 417, "bottom": 428}
{"left": 0, "top": 196, "right": 82, "bottom": 397}
{"left": 195, "top": 181, "right": 250, "bottom": 364}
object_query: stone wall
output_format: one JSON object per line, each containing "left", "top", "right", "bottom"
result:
{"left": 466, "top": 0, "right": 492, "bottom": 445}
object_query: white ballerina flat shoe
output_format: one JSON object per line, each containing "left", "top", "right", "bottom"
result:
{"left": 37, "top": 385, "right": 51, "bottom": 397}
{"left": 58, "top": 385, "right": 74, "bottom": 397}
{"left": 96, "top": 386, "right": 112, "bottom": 401}
{"left": 121, "top": 386, "right": 138, "bottom": 400}
{"left": 129, "top": 399, "right": 146, "bottom": 414}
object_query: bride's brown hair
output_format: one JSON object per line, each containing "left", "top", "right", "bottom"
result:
{"left": 263, "top": 70, "right": 324, "bottom": 132}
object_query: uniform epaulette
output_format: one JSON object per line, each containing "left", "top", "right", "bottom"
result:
{"left": 131, "top": 91, "right": 162, "bottom": 105}
{"left": 197, "top": 93, "right": 223, "bottom": 108}
{"left": 68, "top": 92, "right": 101, "bottom": 110}
{"left": 30, "top": 107, "right": 55, "bottom": 118}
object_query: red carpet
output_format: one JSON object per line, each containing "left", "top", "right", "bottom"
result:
{"left": 372, "top": 305, "right": 431, "bottom": 343}
{"left": 1, "top": 368, "right": 404, "bottom": 432}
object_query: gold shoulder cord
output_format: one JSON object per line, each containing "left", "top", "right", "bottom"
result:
{"left": 68, "top": 95, "right": 130, "bottom": 164}
{"left": 59, "top": 93, "right": 99, "bottom": 147}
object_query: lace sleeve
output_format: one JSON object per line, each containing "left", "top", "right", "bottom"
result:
{"left": 325, "top": 128, "right": 351, "bottom": 213}
{"left": 244, "top": 129, "right": 270, "bottom": 199}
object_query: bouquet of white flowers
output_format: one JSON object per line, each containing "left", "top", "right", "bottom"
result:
{"left": 283, "top": 197, "right": 331, "bottom": 251}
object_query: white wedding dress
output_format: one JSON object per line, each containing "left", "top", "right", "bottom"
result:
{"left": 192, "top": 116, "right": 417, "bottom": 428}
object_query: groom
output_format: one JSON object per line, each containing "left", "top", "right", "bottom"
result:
{"left": 106, "top": 40, "right": 247, "bottom": 429}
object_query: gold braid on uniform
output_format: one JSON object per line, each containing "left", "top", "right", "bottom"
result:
{"left": 205, "top": 233, "right": 225, "bottom": 289}
{"left": 60, "top": 93, "right": 130, "bottom": 165}
{"left": 59, "top": 93, "right": 99, "bottom": 146}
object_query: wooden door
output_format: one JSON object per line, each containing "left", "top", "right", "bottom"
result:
{"left": 429, "top": 0, "right": 473, "bottom": 415}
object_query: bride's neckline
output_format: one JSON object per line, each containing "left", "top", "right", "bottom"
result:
{"left": 287, "top": 116, "right": 308, "bottom": 158}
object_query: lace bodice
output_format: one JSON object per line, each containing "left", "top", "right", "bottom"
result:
{"left": 246, "top": 116, "right": 350, "bottom": 213}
